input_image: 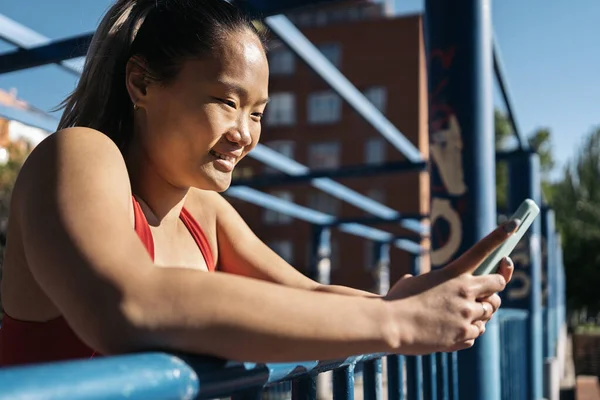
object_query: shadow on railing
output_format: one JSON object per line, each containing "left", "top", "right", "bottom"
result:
{"left": 0, "top": 310, "right": 540, "bottom": 400}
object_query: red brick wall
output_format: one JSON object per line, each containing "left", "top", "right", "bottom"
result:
{"left": 227, "top": 15, "right": 430, "bottom": 292}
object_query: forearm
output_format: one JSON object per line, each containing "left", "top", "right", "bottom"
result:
{"left": 123, "top": 269, "right": 400, "bottom": 363}
{"left": 313, "top": 284, "right": 381, "bottom": 298}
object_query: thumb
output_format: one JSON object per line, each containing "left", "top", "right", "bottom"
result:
{"left": 446, "top": 219, "right": 520, "bottom": 276}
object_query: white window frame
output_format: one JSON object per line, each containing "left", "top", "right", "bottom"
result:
{"left": 268, "top": 47, "right": 295, "bottom": 75}
{"left": 265, "top": 92, "right": 296, "bottom": 126}
{"left": 307, "top": 91, "right": 342, "bottom": 124}
{"left": 365, "top": 137, "right": 386, "bottom": 165}
{"left": 308, "top": 141, "right": 341, "bottom": 170}
{"left": 363, "top": 86, "right": 387, "bottom": 113}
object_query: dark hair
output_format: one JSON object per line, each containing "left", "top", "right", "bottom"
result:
{"left": 57, "top": 0, "right": 267, "bottom": 150}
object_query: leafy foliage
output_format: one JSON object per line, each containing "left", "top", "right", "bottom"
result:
{"left": 0, "top": 141, "right": 30, "bottom": 320}
{"left": 550, "top": 127, "right": 600, "bottom": 312}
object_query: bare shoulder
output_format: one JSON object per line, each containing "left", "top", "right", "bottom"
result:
{"left": 14, "top": 127, "right": 132, "bottom": 208}
{"left": 19, "top": 127, "right": 127, "bottom": 177}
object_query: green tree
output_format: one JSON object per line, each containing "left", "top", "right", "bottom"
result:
{"left": 0, "top": 142, "right": 30, "bottom": 320}
{"left": 495, "top": 110, "right": 512, "bottom": 210}
{"left": 551, "top": 126, "right": 600, "bottom": 312}
{"left": 494, "top": 110, "right": 555, "bottom": 207}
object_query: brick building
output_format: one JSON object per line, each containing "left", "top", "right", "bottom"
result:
{"left": 227, "top": 0, "right": 431, "bottom": 292}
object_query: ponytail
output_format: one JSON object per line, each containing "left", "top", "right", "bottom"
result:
{"left": 57, "top": 0, "right": 264, "bottom": 151}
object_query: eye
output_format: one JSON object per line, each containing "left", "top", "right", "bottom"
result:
{"left": 251, "top": 112, "right": 264, "bottom": 120}
{"left": 217, "top": 98, "right": 237, "bottom": 109}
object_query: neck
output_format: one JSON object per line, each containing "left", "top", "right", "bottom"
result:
{"left": 125, "top": 144, "right": 189, "bottom": 227}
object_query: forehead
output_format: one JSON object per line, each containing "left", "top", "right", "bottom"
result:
{"left": 178, "top": 31, "right": 269, "bottom": 94}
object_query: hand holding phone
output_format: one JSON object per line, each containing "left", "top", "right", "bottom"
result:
{"left": 473, "top": 199, "right": 540, "bottom": 276}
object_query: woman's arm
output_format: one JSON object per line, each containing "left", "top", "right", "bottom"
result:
{"left": 207, "top": 192, "right": 380, "bottom": 297}
{"left": 15, "top": 128, "right": 400, "bottom": 362}
{"left": 16, "top": 128, "right": 514, "bottom": 363}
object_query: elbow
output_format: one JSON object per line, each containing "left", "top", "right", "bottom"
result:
{"left": 70, "top": 291, "right": 157, "bottom": 356}
{"left": 76, "top": 305, "right": 146, "bottom": 356}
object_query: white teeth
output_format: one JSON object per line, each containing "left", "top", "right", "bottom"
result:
{"left": 211, "top": 150, "right": 233, "bottom": 162}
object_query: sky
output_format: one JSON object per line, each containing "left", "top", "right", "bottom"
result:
{"left": 0, "top": 0, "right": 598, "bottom": 181}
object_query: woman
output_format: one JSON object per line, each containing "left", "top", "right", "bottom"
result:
{"left": 0, "top": 0, "right": 516, "bottom": 366}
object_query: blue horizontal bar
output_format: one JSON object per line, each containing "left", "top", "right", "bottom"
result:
{"left": 0, "top": 13, "right": 428, "bottom": 238}
{"left": 492, "top": 38, "right": 529, "bottom": 151}
{"left": 0, "top": 351, "right": 389, "bottom": 400}
{"left": 227, "top": 186, "right": 333, "bottom": 225}
{"left": 263, "top": 15, "right": 424, "bottom": 164}
{"left": 241, "top": 0, "right": 345, "bottom": 16}
{"left": 0, "top": 105, "right": 58, "bottom": 133}
{"left": 250, "top": 146, "right": 428, "bottom": 236}
{"left": 230, "top": 160, "right": 427, "bottom": 188}
{"left": 0, "top": 33, "right": 91, "bottom": 74}
{"left": 227, "top": 187, "right": 424, "bottom": 254}
{"left": 0, "top": 13, "right": 84, "bottom": 75}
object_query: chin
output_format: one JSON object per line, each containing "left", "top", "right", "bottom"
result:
{"left": 206, "top": 173, "right": 232, "bottom": 193}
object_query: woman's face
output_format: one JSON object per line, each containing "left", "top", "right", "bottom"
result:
{"left": 133, "top": 29, "right": 269, "bottom": 192}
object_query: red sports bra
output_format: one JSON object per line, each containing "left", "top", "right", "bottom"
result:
{"left": 0, "top": 196, "right": 215, "bottom": 366}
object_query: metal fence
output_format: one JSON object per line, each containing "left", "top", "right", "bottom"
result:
{"left": 0, "top": 0, "right": 567, "bottom": 399}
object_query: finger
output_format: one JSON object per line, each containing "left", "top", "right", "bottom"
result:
{"left": 448, "top": 219, "right": 520, "bottom": 275}
{"left": 470, "top": 273, "right": 508, "bottom": 298}
{"left": 401, "top": 274, "right": 413, "bottom": 280}
{"left": 497, "top": 257, "right": 514, "bottom": 283}
{"left": 449, "top": 339, "right": 475, "bottom": 352}
{"left": 477, "top": 294, "right": 502, "bottom": 314}
{"left": 473, "top": 320, "right": 486, "bottom": 335}
{"left": 457, "top": 324, "right": 481, "bottom": 343}
{"left": 471, "top": 301, "right": 493, "bottom": 321}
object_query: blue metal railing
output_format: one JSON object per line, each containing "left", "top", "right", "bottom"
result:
{"left": 0, "top": 309, "right": 545, "bottom": 400}
{"left": 0, "top": 0, "right": 569, "bottom": 398}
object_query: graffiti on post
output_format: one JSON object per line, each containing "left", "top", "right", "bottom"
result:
{"left": 428, "top": 46, "right": 470, "bottom": 268}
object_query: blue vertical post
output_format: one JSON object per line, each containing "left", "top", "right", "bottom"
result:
{"left": 436, "top": 353, "right": 449, "bottom": 400}
{"left": 311, "top": 226, "right": 333, "bottom": 399}
{"left": 368, "top": 242, "right": 389, "bottom": 400}
{"left": 541, "top": 208, "right": 557, "bottom": 359}
{"left": 555, "top": 235, "right": 565, "bottom": 335}
{"left": 422, "top": 354, "right": 437, "bottom": 400}
{"left": 448, "top": 352, "right": 458, "bottom": 400}
{"left": 424, "top": 0, "right": 499, "bottom": 399}
{"left": 311, "top": 226, "right": 332, "bottom": 284}
{"left": 505, "top": 151, "right": 543, "bottom": 400}
{"left": 406, "top": 255, "right": 423, "bottom": 400}
{"left": 373, "top": 242, "right": 391, "bottom": 296}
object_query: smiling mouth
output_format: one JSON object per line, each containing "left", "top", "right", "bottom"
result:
{"left": 209, "top": 150, "right": 236, "bottom": 163}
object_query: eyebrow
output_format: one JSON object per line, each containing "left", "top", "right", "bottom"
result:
{"left": 217, "top": 79, "right": 270, "bottom": 105}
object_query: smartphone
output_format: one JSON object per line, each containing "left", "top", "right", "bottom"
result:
{"left": 473, "top": 198, "right": 540, "bottom": 276}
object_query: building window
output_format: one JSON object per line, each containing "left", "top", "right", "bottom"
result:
{"left": 365, "top": 138, "right": 385, "bottom": 165}
{"left": 269, "top": 240, "right": 294, "bottom": 264}
{"left": 318, "top": 43, "right": 342, "bottom": 68}
{"left": 308, "top": 141, "right": 341, "bottom": 170}
{"left": 364, "top": 86, "right": 387, "bottom": 113}
{"left": 263, "top": 191, "right": 294, "bottom": 225}
{"left": 264, "top": 140, "right": 295, "bottom": 174}
{"left": 266, "top": 92, "right": 296, "bottom": 126}
{"left": 308, "top": 192, "right": 340, "bottom": 215}
{"left": 307, "top": 91, "right": 342, "bottom": 124}
{"left": 268, "top": 48, "right": 295, "bottom": 75}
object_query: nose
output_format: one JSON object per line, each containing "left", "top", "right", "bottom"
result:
{"left": 226, "top": 117, "right": 253, "bottom": 147}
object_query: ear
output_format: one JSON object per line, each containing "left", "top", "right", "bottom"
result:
{"left": 125, "top": 56, "right": 150, "bottom": 108}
